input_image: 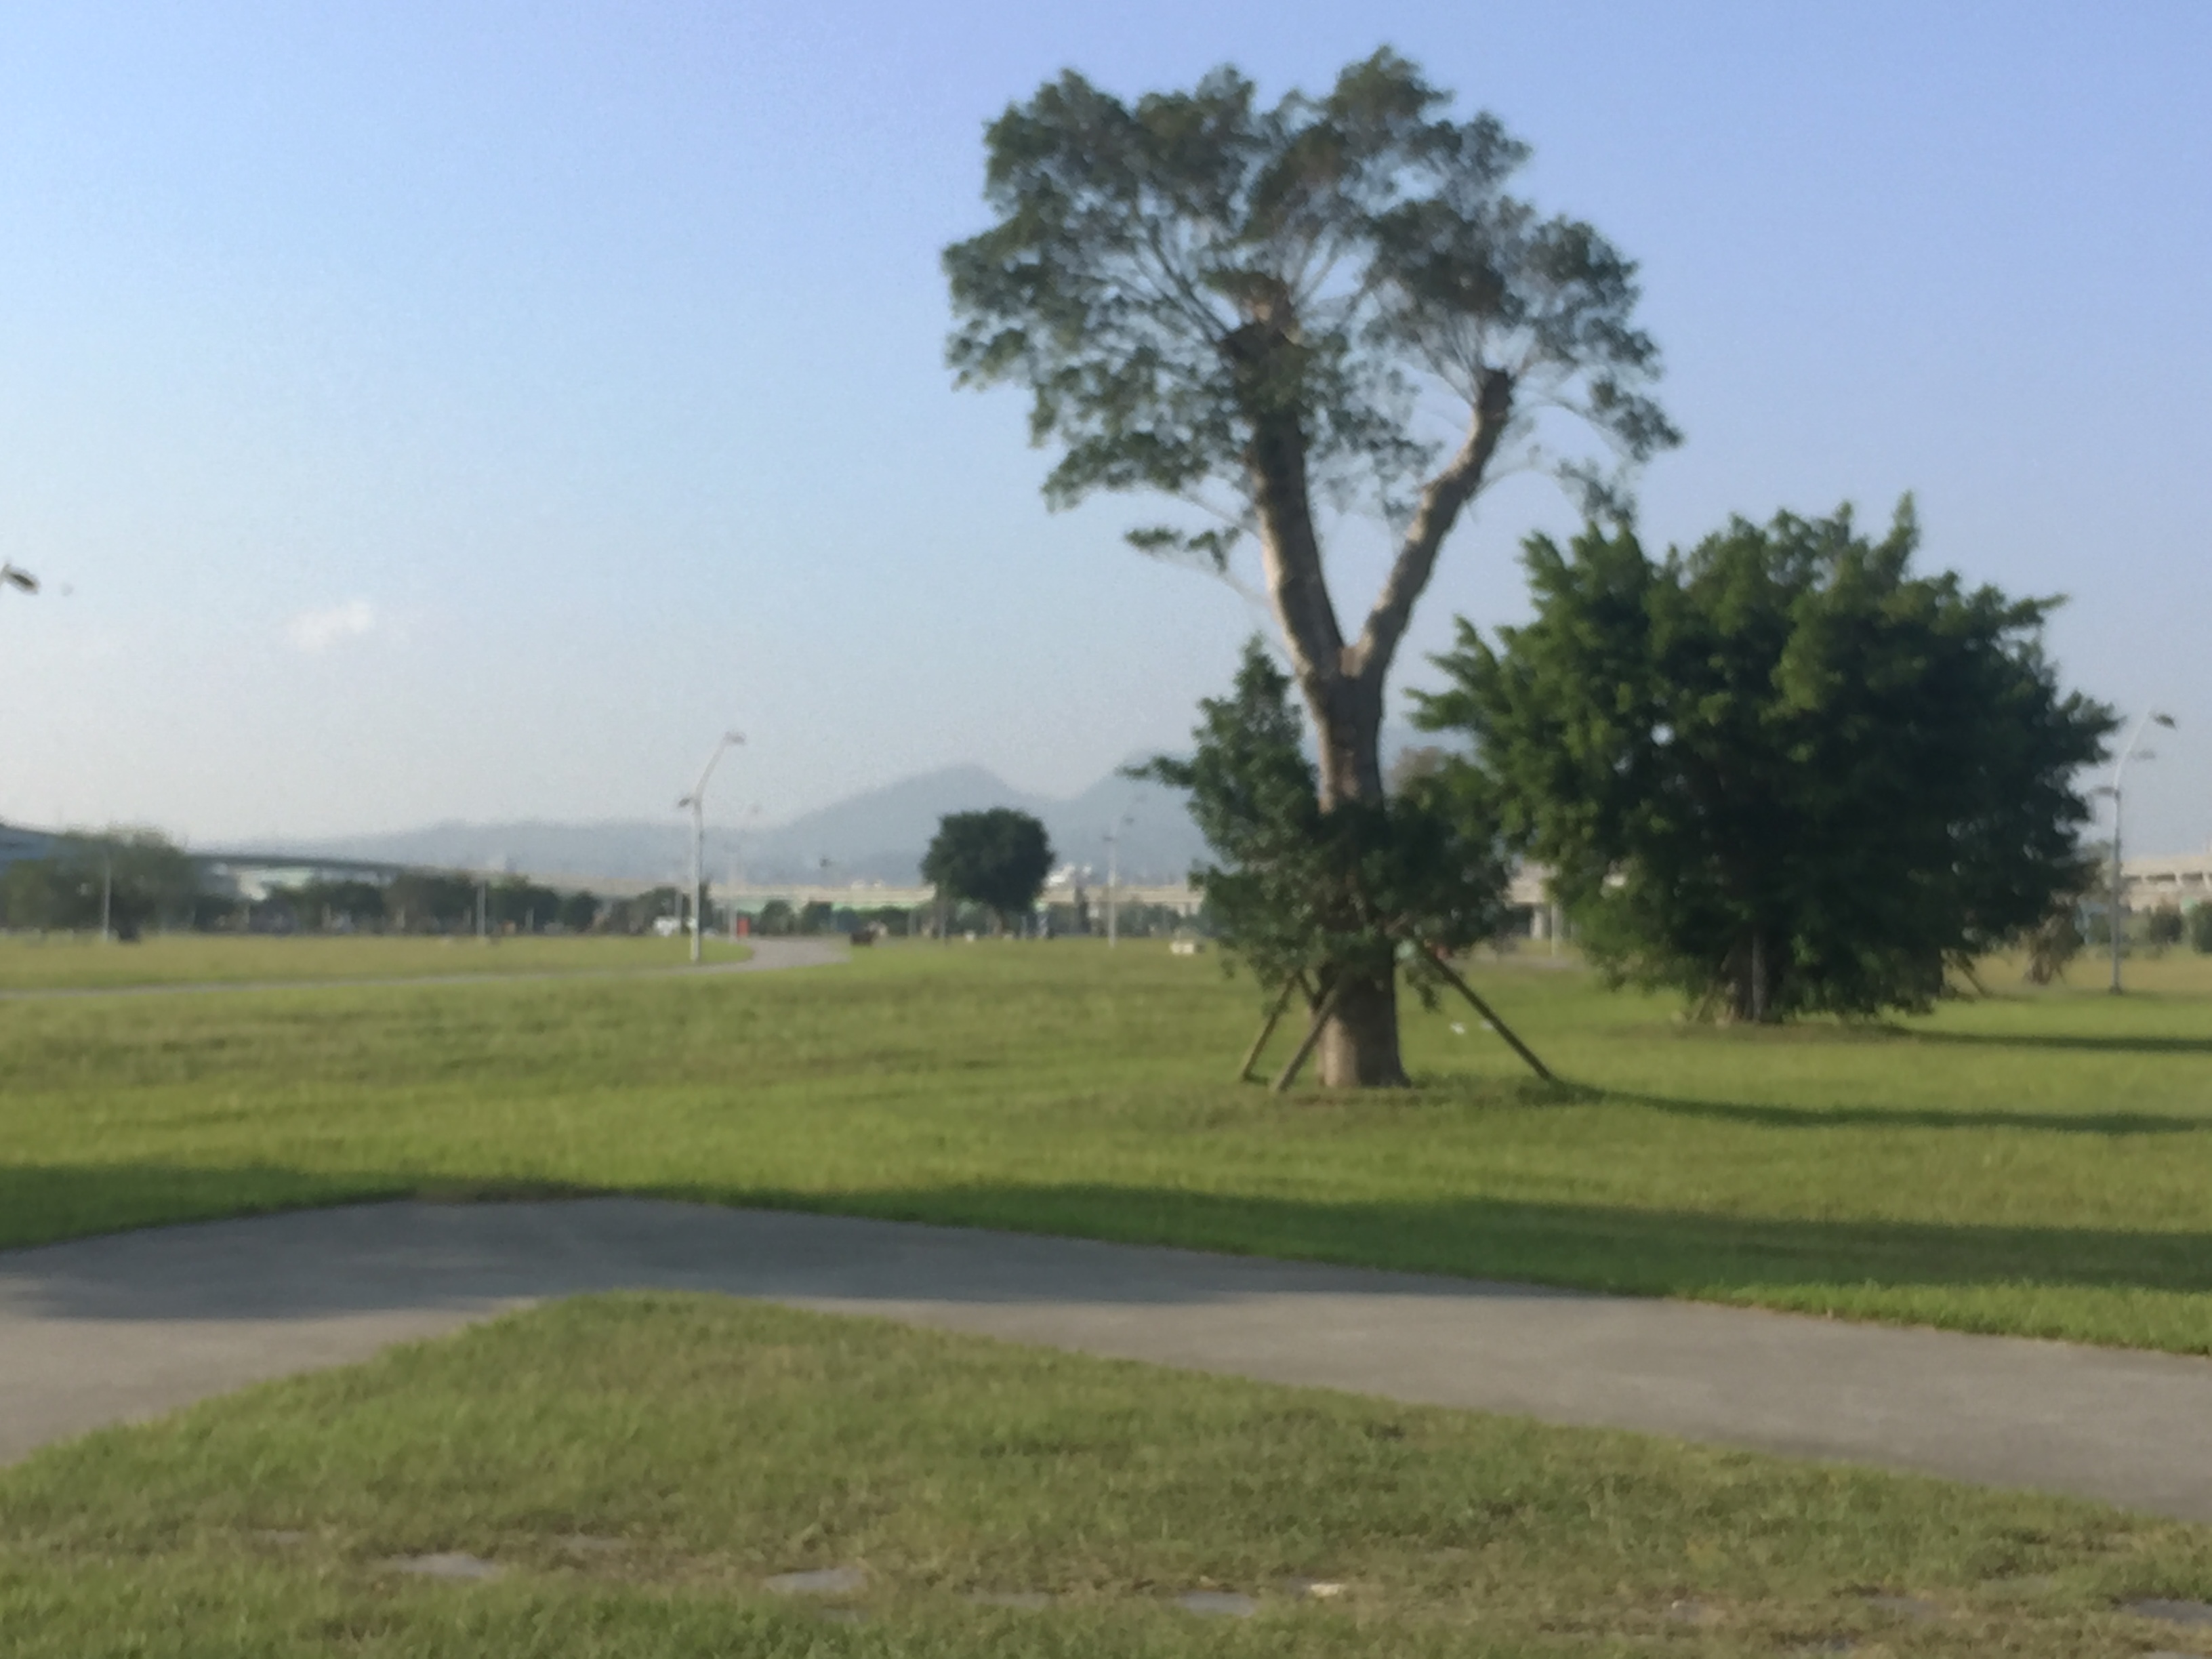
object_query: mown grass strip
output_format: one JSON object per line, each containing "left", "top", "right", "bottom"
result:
{"left": 2, "top": 1293, "right": 2208, "bottom": 1656}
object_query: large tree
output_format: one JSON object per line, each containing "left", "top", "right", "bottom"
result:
{"left": 1414, "top": 504, "right": 2116, "bottom": 1021}
{"left": 923, "top": 808, "right": 1054, "bottom": 934}
{"left": 945, "top": 49, "right": 1672, "bottom": 1082}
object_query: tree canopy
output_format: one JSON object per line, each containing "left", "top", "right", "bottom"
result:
{"left": 922, "top": 808, "right": 1054, "bottom": 931}
{"left": 1135, "top": 638, "right": 1510, "bottom": 1003}
{"left": 1414, "top": 504, "right": 2116, "bottom": 1020}
{"left": 946, "top": 48, "right": 1671, "bottom": 1082}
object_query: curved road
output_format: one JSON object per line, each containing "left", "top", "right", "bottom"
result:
{"left": 3, "top": 1197, "right": 2209, "bottom": 1523}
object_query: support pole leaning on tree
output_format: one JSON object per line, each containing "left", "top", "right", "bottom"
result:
{"left": 1423, "top": 949, "right": 1555, "bottom": 1082}
{"left": 1272, "top": 975, "right": 1346, "bottom": 1094}
{"left": 1237, "top": 972, "right": 1311, "bottom": 1083}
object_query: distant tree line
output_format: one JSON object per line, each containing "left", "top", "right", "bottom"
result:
{"left": 0, "top": 832, "right": 204, "bottom": 937}
{"left": 0, "top": 836, "right": 679, "bottom": 939}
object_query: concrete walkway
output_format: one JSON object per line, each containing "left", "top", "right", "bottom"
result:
{"left": 0, "top": 935, "right": 848, "bottom": 1002}
{"left": 3, "top": 1198, "right": 2209, "bottom": 1523}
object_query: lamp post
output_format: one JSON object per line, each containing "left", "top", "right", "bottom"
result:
{"left": 1102, "top": 800, "right": 1139, "bottom": 947}
{"left": 2104, "top": 709, "right": 2175, "bottom": 995}
{"left": 678, "top": 731, "right": 744, "bottom": 965}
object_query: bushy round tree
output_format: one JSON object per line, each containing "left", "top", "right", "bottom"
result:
{"left": 1416, "top": 503, "right": 2116, "bottom": 1020}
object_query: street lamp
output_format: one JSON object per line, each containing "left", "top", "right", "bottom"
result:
{"left": 2103, "top": 708, "right": 2175, "bottom": 995}
{"left": 677, "top": 731, "right": 744, "bottom": 965}
{"left": 1102, "top": 798, "right": 1141, "bottom": 948}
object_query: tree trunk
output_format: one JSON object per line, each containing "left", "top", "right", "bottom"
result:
{"left": 1723, "top": 927, "right": 1778, "bottom": 1023}
{"left": 1317, "top": 967, "right": 1406, "bottom": 1086}
{"left": 1231, "top": 332, "right": 1510, "bottom": 1090}
{"left": 1311, "top": 686, "right": 1408, "bottom": 1087}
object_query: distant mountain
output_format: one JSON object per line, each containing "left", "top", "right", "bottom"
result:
{"left": 270, "top": 763, "right": 1202, "bottom": 886}
{"left": 269, "top": 729, "right": 1443, "bottom": 888}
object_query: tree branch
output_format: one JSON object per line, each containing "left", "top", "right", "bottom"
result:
{"left": 1346, "top": 368, "right": 1513, "bottom": 689}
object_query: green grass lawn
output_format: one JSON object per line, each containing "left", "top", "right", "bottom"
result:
{"left": 0, "top": 932, "right": 749, "bottom": 991}
{"left": 2, "top": 940, "right": 2209, "bottom": 1352}
{"left": 3, "top": 1293, "right": 2207, "bottom": 1657}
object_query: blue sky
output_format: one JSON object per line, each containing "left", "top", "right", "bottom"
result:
{"left": 1, "top": 1, "right": 2207, "bottom": 852}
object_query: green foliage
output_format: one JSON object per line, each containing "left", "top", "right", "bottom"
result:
{"left": 2191, "top": 905, "right": 2212, "bottom": 955}
{"left": 922, "top": 809, "right": 1054, "bottom": 930}
{"left": 1417, "top": 504, "right": 2117, "bottom": 1020}
{"left": 488, "top": 876, "right": 565, "bottom": 932}
{"left": 944, "top": 49, "right": 1674, "bottom": 554}
{"left": 384, "top": 871, "right": 479, "bottom": 932}
{"left": 2146, "top": 909, "right": 2186, "bottom": 949}
{"left": 1135, "top": 639, "right": 1509, "bottom": 1000}
{"left": 0, "top": 830, "right": 201, "bottom": 934}
{"left": 268, "top": 878, "right": 386, "bottom": 930}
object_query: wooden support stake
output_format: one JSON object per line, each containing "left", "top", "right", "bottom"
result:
{"left": 1271, "top": 975, "right": 1345, "bottom": 1094}
{"left": 1426, "top": 951, "right": 1555, "bottom": 1082}
{"left": 1236, "top": 973, "right": 1307, "bottom": 1083}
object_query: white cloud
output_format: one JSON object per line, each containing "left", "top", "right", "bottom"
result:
{"left": 285, "top": 598, "right": 377, "bottom": 653}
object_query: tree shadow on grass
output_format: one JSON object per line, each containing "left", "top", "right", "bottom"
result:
{"left": 3, "top": 1164, "right": 2207, "bottom": 1332}
{"left": 800, "top": 1180, "right": 2212, "bottom": 1304}
{"left": 1900, "top": 1030, "right": 2212, "bottom": 1058}
{"left": 1611, "top": 1092, "right": 2210, "bottom": 1137}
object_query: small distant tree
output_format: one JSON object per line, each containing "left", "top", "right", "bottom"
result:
{"left": 923, "top": 809, "right": 1054, "bottom": 934}
{"left": 2145, "top": 908, "right": 2186, "bottom": 949}
{"left": 276, "top": 878, "right": 388, "bottom": 932}
{"left": 1134, "top": 638, "right": 1510, "bottom": 1018}
{"left": 1416, "top": 504, "right": 2117, "bottom": 1020}
{"left": 487, "top": 877, "right": 562, "bottom": 933}
{"left": 2190, "top": 905, "right": 2212, "bottom": 955}
{"left": 386, "top": 871, "right": 477, "bottom": 933}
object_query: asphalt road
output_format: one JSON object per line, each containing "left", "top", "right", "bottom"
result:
{"left": 3, "top": 1197, "right": 2209, "bottom": 1522}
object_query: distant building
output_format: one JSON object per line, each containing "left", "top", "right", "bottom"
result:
{"left": 2121, "top": 851, "right": 2212, "bottom": 910}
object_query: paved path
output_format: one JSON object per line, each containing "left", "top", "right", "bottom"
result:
{"left": 3, "top": 1199, "right": 2209, "bottom": 1522}
{"left": 0, "top": 936, "right": 847, "bottom": 1002}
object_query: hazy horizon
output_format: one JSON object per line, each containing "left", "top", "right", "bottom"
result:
{"left": 4, "top": 4, "right": 2209, "bottom": 853}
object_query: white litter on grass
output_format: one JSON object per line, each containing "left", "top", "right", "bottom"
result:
{"left": 1450, "top": 1022, "right": 1467, "bottom": 1035}
{"left": 1287, "top": 1578, "right": 1346, "bottom": 1600}
{"left": 392, "top": 1552, "right": 502, "bottom": 1581}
